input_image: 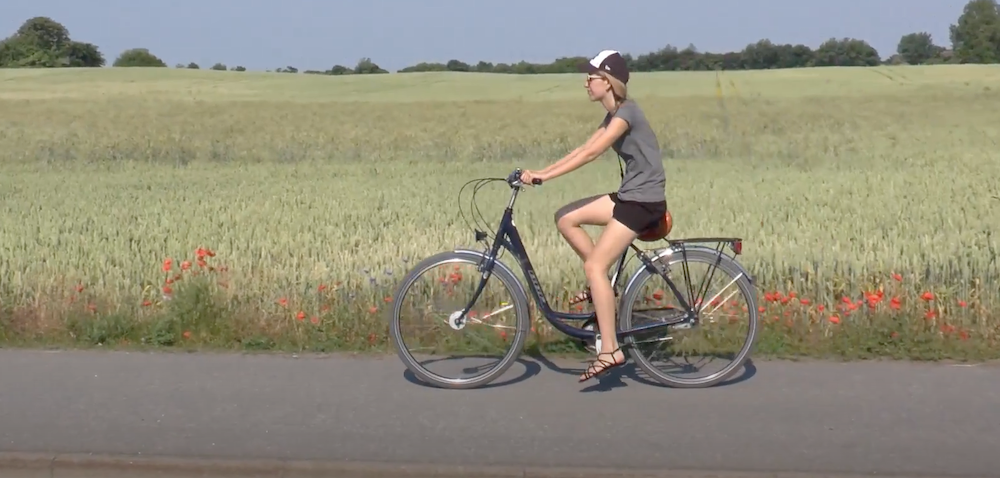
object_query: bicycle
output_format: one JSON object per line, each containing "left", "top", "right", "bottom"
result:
{"left": 388, "top": 167, "right": 759, "bottom": 390}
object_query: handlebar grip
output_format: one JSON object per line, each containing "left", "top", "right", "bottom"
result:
{"left": 531, "top": 178, "right": 543, "bottom": 185}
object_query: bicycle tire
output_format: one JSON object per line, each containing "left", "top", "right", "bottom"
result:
{"left": 388, "top": 250, "right": 531, "bottom": 389}
{"left": 618, "top": 247, "right": 759, "bottom": 388}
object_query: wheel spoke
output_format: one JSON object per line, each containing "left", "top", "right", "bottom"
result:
{"left": 621, "top": 247, "right": 758, "bottom": 388}
{"left": 389, "top": 252, "right": 528, "bottom": 389}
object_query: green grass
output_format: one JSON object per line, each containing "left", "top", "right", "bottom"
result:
{"left": 0, "top": 65, "right": 998, "bottom": 362}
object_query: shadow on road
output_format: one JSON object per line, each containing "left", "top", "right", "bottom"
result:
{"left": 401, "top": 355, "right": 541, "bottom": 389}
{"left": 526, "top": 351, "right": 757, "bottom": 393}
{"left": 398, "top": 352, "right": 756, "bottom": 392}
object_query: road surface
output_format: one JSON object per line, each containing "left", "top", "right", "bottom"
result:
{"left": 0, "top": 348, "right": 998, "bottom": 477}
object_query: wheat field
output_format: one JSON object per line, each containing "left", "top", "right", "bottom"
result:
{"left": 0, "top": 65, "right": 998, "bottom": 358}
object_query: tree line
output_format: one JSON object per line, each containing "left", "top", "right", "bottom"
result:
{"left": 3, "top": 0, "right": 1000, "bottom": 75}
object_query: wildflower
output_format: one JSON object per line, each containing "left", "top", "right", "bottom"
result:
{"left": 921, "top": 291, "right": 934, "bottom": 301}
{"left": 958, "top": 300, "right": 967, "bottom": 308}
{"left": 277, "top": 297, "right": 288, "bottom": 307}
{"left": 829, "top": 315, "right": 840, "bottom": 324}
{"left": 162, "top": 258, "right": 173, "bottom": 272}
{"left": 195, "top": 247, "right": 215, "bottom": 259}
{"left": 296, "top": 311, "right": 305, "bottom": 321}
{"left": 180, "top": 260, "right": 191, "bottom": 271}
{"left": 892, "top": 273, "right": 902, "bottom": 282}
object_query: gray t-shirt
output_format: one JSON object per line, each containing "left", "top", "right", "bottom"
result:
{"left": 600, "top": 99, "right": 666, "bottom": 204}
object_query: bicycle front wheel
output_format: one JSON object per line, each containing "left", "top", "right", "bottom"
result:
{"left": 619, "top": 247, "right": 759, "bottom": 388}
{"left": 388, "top": 250, "right": 531, "bottom": 389}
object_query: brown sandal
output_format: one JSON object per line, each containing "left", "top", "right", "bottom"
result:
{"left": 579, "top": 347, "right": 626, "bottom": 382}
{"left": 568, "top": 288, "right": 592, "bottom": 305}
{"left": 567, "top": 287, "right": 619, "bottom": 306}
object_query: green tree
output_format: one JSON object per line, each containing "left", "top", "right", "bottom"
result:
{"left": 0, "top": 16, "right": 104, "bottom": 67}
{"left": 61, "top": 41, "right": 104, "bottom": 66}
{"left": 329, "top": 64, "right": 353, "bottom": 75}
{"left": 950, "top": 0, "right": 1000, "bottom": 63}
{"left": 897, "top": 32, "right": 944, "bottom": 64}
{"left": 446, "top": 59, "right": 470, "bottom": 71}
{"left": 113, "top": 48, "right": 167, "bottom": 67}
{"left": 354, "top": 57, "right": 387, "bottom": 74}
{"left": 16, "top": 16, "right": 70, "bottom": 52}
{"left": 813, "top": 38, "right": 881, "bottom": 67}
{"left": 741, "top": 39, "right": 779, "bottom": 69}
{"left": 475, "top": 60, "right": 494, "bottom": 72}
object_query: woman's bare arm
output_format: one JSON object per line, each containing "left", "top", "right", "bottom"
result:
{"left": 539, "top": 117, "right": 628, "bottom": 182}
{"left": 539, "top": 126, "right": 607, "bottom": 176}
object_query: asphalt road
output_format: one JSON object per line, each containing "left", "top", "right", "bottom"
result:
{"left": 1, "top": 348, "right": 998, "bottom": 477}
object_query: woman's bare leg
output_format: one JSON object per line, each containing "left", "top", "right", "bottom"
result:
{"left": 579, "top": 219, "right": 638, "bottom": 381}
{"left": 553, "top": 194, "right": 615, "bottom": 261}
{"left": 553, "top": 194, "right": 616, "bottom": 303}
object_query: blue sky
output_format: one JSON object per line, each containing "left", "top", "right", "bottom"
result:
{"left": 2, "top": 0, "right": 963, "bottom": 72}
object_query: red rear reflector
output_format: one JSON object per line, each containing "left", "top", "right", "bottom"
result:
{"left": 731, "top": 240, "right": 742, "bottom": 255}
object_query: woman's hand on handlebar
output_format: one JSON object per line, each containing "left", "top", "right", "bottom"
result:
{"left": 520, "top": 169, "right": 544, "bottom": 186}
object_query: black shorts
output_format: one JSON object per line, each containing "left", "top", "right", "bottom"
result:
{"left": 553, "top": 192, "right": 667, "bottom": 234}
{"left": 609, "top": 192, "right": 667, "bottom": 233}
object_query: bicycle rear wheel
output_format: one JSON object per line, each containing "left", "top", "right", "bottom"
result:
{"left": 619, "top": 247, "right": 758, "bottom": 388}
{"left": 388, "top": 250, "right": 531, "bottom": 389}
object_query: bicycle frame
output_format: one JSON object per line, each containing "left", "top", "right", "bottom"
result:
{"left": 459, "top": 171, "right": 714, "bottom": 343}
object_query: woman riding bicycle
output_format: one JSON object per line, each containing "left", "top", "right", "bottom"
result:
{"left": 519, "top": 49, "right": 668, "bottom": 383}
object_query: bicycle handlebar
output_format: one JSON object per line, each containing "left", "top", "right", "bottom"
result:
{"left": 506, "top": 168, "right": 543, "bottom": 188}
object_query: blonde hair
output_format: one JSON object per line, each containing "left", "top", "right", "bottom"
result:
{"left": 597, "top": 70, "right": 628, "bottom": 102}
